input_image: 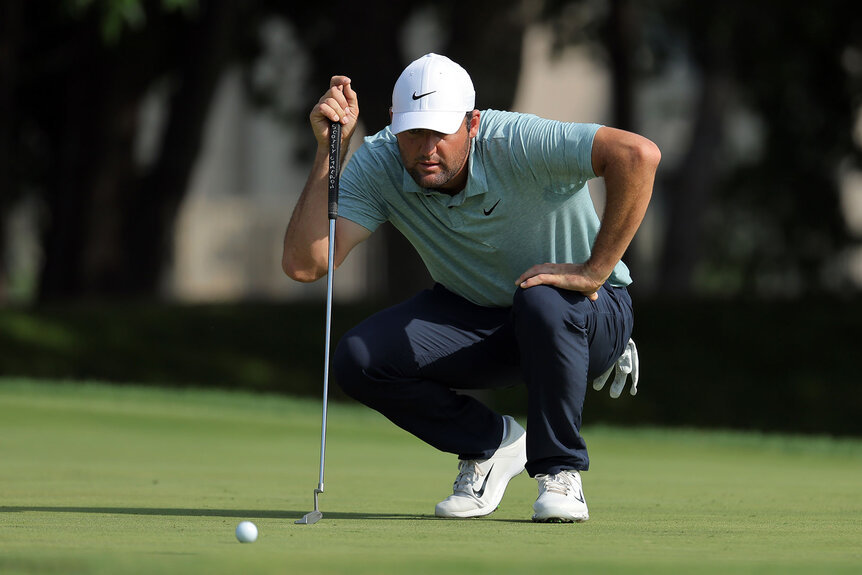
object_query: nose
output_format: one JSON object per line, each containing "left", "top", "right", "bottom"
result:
{"left": 419, "top": 133, "right": 441, "bottom": 156}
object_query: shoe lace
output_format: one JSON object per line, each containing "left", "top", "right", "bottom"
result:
{"left": 539, "top": 472, "right": 573, "bottom": 496}
{"left": 452, "top": 459, "right": 484, "bottom": 494}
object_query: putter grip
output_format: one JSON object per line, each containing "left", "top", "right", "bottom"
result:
{"left": 328, "top": 121, "right": 341, "bottom": 220}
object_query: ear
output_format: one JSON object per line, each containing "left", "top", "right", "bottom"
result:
{"left": 389, "top": 107, "right": 393, "bottom": 122}
{"left": 468, "top": 110, "right": 480, "bottom": 137}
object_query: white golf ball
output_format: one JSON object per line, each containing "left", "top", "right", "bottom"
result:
{"left": 235, "top": 521, "right": 258, "bottom": 543}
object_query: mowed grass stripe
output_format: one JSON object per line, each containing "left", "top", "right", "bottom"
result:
{"left": 1, "top": 378, "right": 861, "bottom": 575}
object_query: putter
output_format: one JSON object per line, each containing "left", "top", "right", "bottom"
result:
{"left": 296, "top": 121, "right": 341, "bottom": 526}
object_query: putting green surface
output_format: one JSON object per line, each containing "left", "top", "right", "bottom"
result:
{"left": 1, "top": 379, "right": 860, "bottom": 575}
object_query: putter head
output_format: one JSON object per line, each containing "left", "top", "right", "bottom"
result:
{"left": 295, "top": 510, "right": 323, "bottom": 525}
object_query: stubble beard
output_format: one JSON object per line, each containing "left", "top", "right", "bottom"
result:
{"left": 403, "top": 134, "right": 471, "bottom": 192}
{"left": 406, "top": 160, "right": 461, "bottom": 190}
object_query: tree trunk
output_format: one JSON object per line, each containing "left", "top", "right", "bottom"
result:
{"left": 0, "top": 0, "right": 22, "bottom": 299}
{"left": 126, "top": 0, "right": 238, "bottom": 296}
{"left": 608, "top": 0, "right": 634, "bottom": 133}
{"left": 37, "top": 31, "right": 102, "bottom": 301}
{"left": 658, "top": 70, "right": 730, "bottom": 295}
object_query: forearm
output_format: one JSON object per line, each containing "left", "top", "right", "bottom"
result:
{"left": 282, "top": 148, "right": 332, "bottom": 282}
{"left": 586, "top": 129, "right": 661, "bottom": 283}
{"left": 586, "top": 166, "right": 654, "bottom": 283}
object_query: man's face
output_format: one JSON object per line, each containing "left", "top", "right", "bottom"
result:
{"left": 395, "top": 115, "right": 475, "bottom": 193}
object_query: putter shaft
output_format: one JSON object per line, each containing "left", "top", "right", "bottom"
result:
{"left": 297, "top": 122, "right": 340, "bottom": 525}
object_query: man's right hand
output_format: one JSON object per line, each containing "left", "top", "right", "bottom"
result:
{"left": 311, "top": 76, "right": 359, "bottom": 152}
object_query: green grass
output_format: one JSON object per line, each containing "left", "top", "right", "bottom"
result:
{"left": 1, "top": 379, "right": 861, "bottom": 574}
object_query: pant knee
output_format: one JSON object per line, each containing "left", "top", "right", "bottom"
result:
{"left": 332, "top": 331, "right": 370, "bottom": 401}
{"left": 513, "top": 285, "right": 588, "bottom": 332}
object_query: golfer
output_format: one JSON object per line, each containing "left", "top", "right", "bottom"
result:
{"left": 283, "top": 53, "right": 660, "bottom": 522}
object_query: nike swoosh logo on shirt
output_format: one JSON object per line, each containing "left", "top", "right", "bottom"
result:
{"left": 483, "top": 199, "right": 501, "bottom": 216}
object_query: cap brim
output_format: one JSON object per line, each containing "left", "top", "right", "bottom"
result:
{"left": 390, "top": 110, "right": 466, "bottom": 135}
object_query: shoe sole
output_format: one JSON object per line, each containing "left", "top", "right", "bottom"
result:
{"left": 436, "top": 505, "right": 499, "bottom": 519}
{"left": 531, "top": 515, "right": 589, "bottom": 523}
{"left": 531, "top": 505, "right": 589, "bottom": 523}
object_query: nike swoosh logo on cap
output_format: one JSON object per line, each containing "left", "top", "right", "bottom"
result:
{"left": 412, "top": 90, "right": 437, "bottom": 100}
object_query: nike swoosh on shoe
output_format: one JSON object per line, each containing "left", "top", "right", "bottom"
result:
{"left": 473, "top": 464, "right": 494, "bottom": 498}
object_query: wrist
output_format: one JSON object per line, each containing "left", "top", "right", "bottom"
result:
{"left": 582, "top": 259, "right": 611, "bottom": 288}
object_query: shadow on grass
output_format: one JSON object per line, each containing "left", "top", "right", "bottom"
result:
{"left": 0, "top": 507, "right": 540, "bottom": 523}
{"left": 0, "top": 506, "right": 434, "bottom": 521}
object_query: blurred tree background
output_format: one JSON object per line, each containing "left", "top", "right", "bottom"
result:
{"left": 1, "top": 0, "right": 861, "bottom": 434}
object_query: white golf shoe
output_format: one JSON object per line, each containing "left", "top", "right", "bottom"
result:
{"left": 434, "top": 415, "right": 527, "bottom": 518}
{"left": 531, "top": 470, "right": 589, "bottom": 523}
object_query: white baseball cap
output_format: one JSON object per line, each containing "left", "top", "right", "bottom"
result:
{"left": 390, "top": 53, "right": 475, "bottom": 135}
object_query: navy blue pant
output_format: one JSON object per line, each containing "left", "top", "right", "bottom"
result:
{"left": 333, "top": 283, "right": 633, "bottom": 476}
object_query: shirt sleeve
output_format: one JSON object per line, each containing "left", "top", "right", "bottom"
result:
{"left": 506, "top": 113, "right": 602, "bottom": 194}
{"left": 336, "top": 144, "right": 389, "bottom": 233}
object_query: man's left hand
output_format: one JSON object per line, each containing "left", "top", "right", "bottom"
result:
{"left": 516, "top": 263, "right": 605, "bottom": 301}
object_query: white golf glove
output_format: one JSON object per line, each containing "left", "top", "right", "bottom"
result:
{"left": 592, "top": 338, "right": 639, "bottom": 398}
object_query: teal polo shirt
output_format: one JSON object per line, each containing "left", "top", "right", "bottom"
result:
{"left": 338, "top": 109, "right": 632, "bottom": 308}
